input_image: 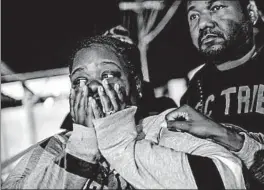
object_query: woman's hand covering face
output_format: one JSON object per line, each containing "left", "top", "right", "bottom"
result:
{"left": 70, "top": 79, "right": 128, "bottom": 128}
{"left": 92, "top": 79, "right": 127, "bottom": 118}
{"left": 70, "top": 85, "right": 94, "bottom": 127}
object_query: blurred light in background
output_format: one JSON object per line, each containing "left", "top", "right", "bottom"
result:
{"left": 1, "top": 81, "right": 25, "bottom": 100}
{"left": 1, "top": 75, "right": 71, "bottom": 101}
{"left": 168, "top": 78, "right": 187, "bottom": 106}
{"left": 1, "top": 74, "right": 71, "bottom": 180}
{"left": 43, "top": 97, "right": 55, "bottom": 109}
{"left": 25, "top": 75, "right": 71, "bottom": 98}
{"left": 154, "top": 78, "right": 188, "bottom": 107}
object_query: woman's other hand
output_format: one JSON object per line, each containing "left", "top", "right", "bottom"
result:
{"left": 92, "top": 79, "right": 127, "bottom": 118}
{"left": 70, "top": 85, "right": 94, "bottom": 127}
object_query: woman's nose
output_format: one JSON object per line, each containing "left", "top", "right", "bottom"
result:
{"left": 88, "top": 80, "right": 102, "bottom": 97}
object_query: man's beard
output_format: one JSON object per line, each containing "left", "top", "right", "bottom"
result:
{"left": 198, "top": 19, "right": 252, "bottom": 64}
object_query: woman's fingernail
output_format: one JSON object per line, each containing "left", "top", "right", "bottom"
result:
{"left": 103, "top": 79, "right": 108, "bottom": 85}
{"left": 98, "top": 86, "right": 103, "bottom": 95}
{"left": 79, "top": 80, "right": 85, "bottom": 87}
{"left": 89, "top": 97, "right": 96, "bottom": 105}
{"left": 83, "top": 85, "right": 87, "bottom": 92}
{"left": 114, "top": 83, "right": 119, "bottom": 91}
{"left": 89, "top": 97, "right": 93, "bottom": 102}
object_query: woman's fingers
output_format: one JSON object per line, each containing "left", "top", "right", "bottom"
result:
{"left": 96, "top": 80, "right": 128, "bottom": 117}
{"left": 71, "top": 85, "right": 90, "bottom": 125}
{"left": 85, "top": 98, "right": 94, "bottom": 127}
{"left": 73, "top": 88, "right": 82, "bottom": 122}
{"left": 114, "top": 83, "right": 126, "bottom": 109}
{"left": 90, "top": 97, "right": 104, "bottom": 119}
{"left": 77, "top": 86, "right": 88, "bottom": 124}
{"left": 102, "top": 79, "right": 121, "bottom": 111}
{"left": 98, "top": 84, "right": 113, "bottom": 114}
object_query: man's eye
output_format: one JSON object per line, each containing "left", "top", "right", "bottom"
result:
{"left": 190, "top": 14, "right": 199, "bottom": 21}
{"left": 211, "top": 5, "right": 225, "bottom": 12}
{"left": 102, "top": 73, "right": 115, "bottom": 80}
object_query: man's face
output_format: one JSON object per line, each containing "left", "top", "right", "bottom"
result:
{"left": 187, "top": 0, "right": 251, "bottom": 59}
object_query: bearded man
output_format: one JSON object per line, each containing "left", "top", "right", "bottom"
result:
{"left": 167, "top": 0, "right": 264, "bottom": 186}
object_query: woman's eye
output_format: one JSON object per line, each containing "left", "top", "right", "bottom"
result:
{"left": 73, "top": 78, "right": 88, "bottom": 87}
{"left": 189, "top": 14, "right": 199, "bottom": 21}
{"left": 211, "top": 5, "right": 225, "bottom": 12}
{"left": 102, "top": 73, "right": 115, "bottom": 80}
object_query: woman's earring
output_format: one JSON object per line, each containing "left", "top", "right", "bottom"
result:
{"left": 136, "top": 84, "right": 142, "bottom": 98}
{"left": 250, "top": 11, "right": 257, "bottom": 24}
{"left": 139, "top": 91, "right": 143, "bottom": 98}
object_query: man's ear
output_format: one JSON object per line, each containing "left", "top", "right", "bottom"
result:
{"left": 247, "top": 1, "right": 259, "bottom": 25}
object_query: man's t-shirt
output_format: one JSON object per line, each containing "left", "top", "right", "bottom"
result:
{"left": 181, "top": 48, "right": 264, "bottom": 133}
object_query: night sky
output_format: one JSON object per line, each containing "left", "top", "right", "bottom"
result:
{"left": 2, "top": 0, "right": 201, "bottom": 87}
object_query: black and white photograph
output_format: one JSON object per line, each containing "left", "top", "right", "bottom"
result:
{"left": 1, "top": 0, "right": 264, "bottom": 189}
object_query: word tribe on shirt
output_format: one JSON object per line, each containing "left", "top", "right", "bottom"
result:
{"left": 195, "top": 84, "right": 264, "bottom": 117}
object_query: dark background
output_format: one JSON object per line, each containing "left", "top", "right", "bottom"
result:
{"left": 1, "top": 0, "right": 204, "bottom": 87}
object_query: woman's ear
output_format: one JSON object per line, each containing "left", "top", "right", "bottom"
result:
{"left": 247, "top": 1, "right": 259, "bottom": 25}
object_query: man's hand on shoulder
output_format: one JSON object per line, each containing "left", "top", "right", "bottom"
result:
{"left": 165, "top": 105, "right": 244, "bottom": 151}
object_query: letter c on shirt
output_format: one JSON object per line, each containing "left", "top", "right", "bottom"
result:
{"left": 204, "top": 95, "right": 215, "bottom": 117}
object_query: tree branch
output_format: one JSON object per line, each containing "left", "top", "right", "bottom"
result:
{"left": 145, "top": 0, "right": 182, "bottom": 44}
{"left": 145, "top": 9, "right": 159, "bottom": 35}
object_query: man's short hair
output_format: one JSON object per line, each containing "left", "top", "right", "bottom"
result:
{"left": 178, "top": 0, "right": 252, "bottom": 29}
{"left": 182, "top": 0, "right": 250, "bottom": 15}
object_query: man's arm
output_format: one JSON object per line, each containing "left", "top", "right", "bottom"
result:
{"left": 93, "top": 106, "right": 245, "bottom": 189}
{"left": 165, "top": 105, "right": 264, "bottom": 184}
{"left": 217, "top": 124, "right": 264, "bottom": 184}
{"left": 211, "top": 124, "right": 264, "bottom": 167}
{"left": 2, "top": 124, "right": 102, "bottom": 189}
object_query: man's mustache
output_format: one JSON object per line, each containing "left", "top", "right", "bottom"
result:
{"left": 198, "top": 29, "right": 224, "bottom": 47}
